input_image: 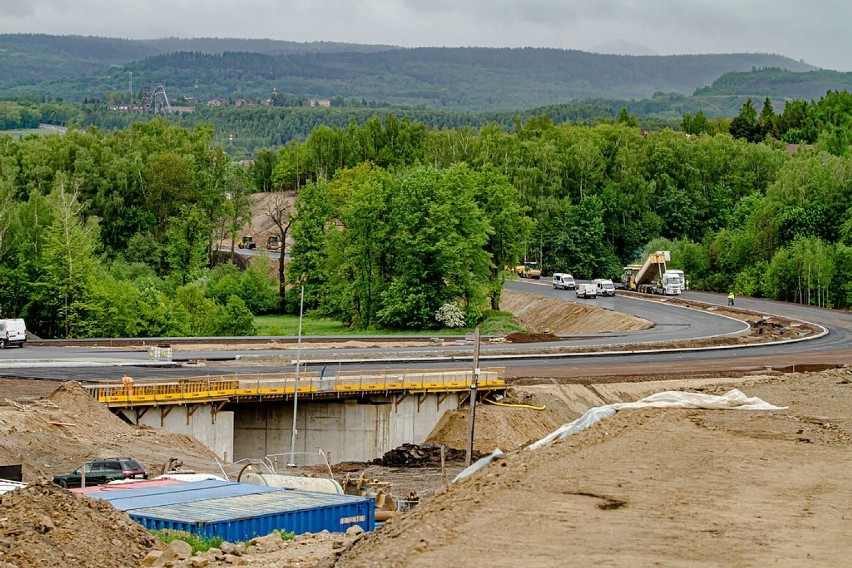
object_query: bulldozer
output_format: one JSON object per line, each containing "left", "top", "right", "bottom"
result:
{"left": 237, "top": 235, "right": 257, "bottom": 250}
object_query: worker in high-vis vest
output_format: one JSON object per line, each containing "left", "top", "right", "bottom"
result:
{"left": 122, "top": 374, "right": 134, "bottom": 396}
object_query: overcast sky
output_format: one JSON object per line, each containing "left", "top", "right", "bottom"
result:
{"left": 2, "top": 0, "right": 849, "bottom": 71}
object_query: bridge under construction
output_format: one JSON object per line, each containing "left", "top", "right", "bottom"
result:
{"left": 85, "top": 367, "right": 506, "bottom": 408}
{"left": 83, "top": 368, "right": 507, "bottom": 464}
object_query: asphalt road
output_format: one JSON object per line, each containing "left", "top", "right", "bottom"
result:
{"left": 226, "top": 247, "right": 291, "bottom": 260}
{"left": 2, "top": 281, "right": 850, "bottom": 382}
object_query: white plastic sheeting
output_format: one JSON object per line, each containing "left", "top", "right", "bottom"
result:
{"left": 0, "top": 479, "right": 27, "bottom": 495}
{"left": 453, "top": 449, "right": 505, "bottom": 482}
{"left": 527, "top": 389, "right": 786, "bottom": 451}
{"left": 453, "top": 390, "right": 786, "bottom": 482}
{"left": 153, "top": 473, "right": 228, "bottom": 482}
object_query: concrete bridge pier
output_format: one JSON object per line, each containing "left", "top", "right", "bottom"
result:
{"left": 233, "top": 392, "right": 463, "bottom": 464}
{"left": 119, "top": 405, "right": 235, "bottom": 464}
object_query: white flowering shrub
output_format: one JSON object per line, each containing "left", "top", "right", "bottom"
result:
{"left": 435, "top": 303, "right": 466, "bottom": 328}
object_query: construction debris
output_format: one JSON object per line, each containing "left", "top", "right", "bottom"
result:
{"left": 373, "top": 444, "right": 471, "bottom": 468}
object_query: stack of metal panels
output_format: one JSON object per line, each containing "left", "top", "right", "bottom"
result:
{"left": 87, "top": 479, "right": 374, "bottom": 542}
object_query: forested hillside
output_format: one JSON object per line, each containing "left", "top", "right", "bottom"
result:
{"left": 113, "top": 49, "right": 814, "bottom": 109}
{"left": 0, "top": 34, "right": 391, "bottom": 86}
{"left": 1, "top": 33, "right": 815, "bottom": 110}
{"left": 696, "top": 68, "right": 852, "bottom": 99}
{"left": 1, "top": 90, "right": 850, "bottom": 339}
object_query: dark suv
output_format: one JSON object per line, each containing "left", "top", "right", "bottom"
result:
{"left": 52, "top": 458, "right": 148, "bottom": 488}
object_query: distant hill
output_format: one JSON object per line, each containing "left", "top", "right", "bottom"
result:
{"left": 0, "top": 34, "right": 820, "bottom": 111}
{"left": 695, "top": 68, "right": 852, "bottom": 100}
{"left": 0, "top": 34, "right": 393, "bottom": 83}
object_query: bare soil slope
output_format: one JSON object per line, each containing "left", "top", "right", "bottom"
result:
{"left": 0, "top": 382, "right": 221, "bottom": 482}
{"left": 426, "top": 399, "right": 558, "bottom": 454}
{"left": 334, "top": 369, "right": 852, "bottom": 567}
{"left": 0, "top": 483, "right": 159, "bottom": 568}
{"left": 500, "top": 289, "right": 652, "bottom": 333}
{"left": 215, "top": 191, "right": 296, "bottom": 252}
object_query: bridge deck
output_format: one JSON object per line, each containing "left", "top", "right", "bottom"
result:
{"left": 85, "top": 367, "right": 506, "bottom": 407}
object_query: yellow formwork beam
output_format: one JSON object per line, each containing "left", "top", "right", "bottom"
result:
{"left": 88, "top": 367, "right": 505, "bottom": 408}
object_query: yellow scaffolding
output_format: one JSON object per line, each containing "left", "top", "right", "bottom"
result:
{"left": 86, "top": 367, "right": 506, "bottom": 408}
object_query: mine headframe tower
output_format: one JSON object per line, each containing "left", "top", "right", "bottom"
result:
{"left": 144, "top": 83, "right": 172, "bottom": 115}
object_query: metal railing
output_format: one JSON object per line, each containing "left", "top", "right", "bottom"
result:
{"left": 85, "top": 367, "right": 505, "bottom": 407}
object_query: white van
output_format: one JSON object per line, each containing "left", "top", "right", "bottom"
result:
{"left": 0, "top": 318, "right": 27, "bottom": 348}
{"left": 593, "top": 279, "right": 616, "bottom": 297}
{"left": 576, "top": 283, "right": 597, "bottom": 299}
{"left": 552, "top": 273, "right": 576, "bottom": 290}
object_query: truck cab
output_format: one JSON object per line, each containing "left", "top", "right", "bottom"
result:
{"left": 660, "top": 271, "right": 684, "bottom": 295}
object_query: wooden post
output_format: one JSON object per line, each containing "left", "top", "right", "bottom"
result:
{"left": 441, "top": 445, "right": 447, "bottom": 486}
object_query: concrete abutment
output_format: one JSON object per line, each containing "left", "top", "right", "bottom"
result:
{"left": 121, "top": 392, "right": 462, "bottom": 465}
{"left": 233, "top": 393, "right": 462, "bottom": 464}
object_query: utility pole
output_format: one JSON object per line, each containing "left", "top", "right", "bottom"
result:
{"left": 465, "top": 327, "right": 482, "bottom": 467}
{"left": 288, "top": 285, "right": 305, "bottom": 467}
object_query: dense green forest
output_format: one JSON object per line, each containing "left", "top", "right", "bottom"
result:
{"left": 696, "top": 68, "right": 852, "bottom": 100}
{"left": 0, "top": 99, "right": 660, "bottom": 158}
{"left": 0, "top": 91, "right": 821, "bottom": 160}
{"left": 1, "top": 90, "right": 850, "bottom": 339}
{"left": 1, "top": 34, "right": 816, "bottom": 111}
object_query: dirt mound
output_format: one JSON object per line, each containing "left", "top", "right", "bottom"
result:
{"left": 215, "top": 191, "right": 296, "bottom": 252}
{"left": 334, "top": 369, "right": 852, "bottom": 567}
{"left": 426, "top": 397, "right": 558, "bottom": 454}
{"left": 0, "top": 381, "right": 220, "bottom": 482}
{"left": 500, "top": 289, "right": 652, "bottom": 334}
{"left": 0, "top": 482, "right": 159, "bottom": 568}
{"left": 504, "top": 332, "right": 561, "bottom": 343}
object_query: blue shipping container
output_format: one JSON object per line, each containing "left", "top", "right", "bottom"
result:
{"left": 88, "top": 480, "right": 374, "bottom": 541}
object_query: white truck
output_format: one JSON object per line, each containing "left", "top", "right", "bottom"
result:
{"left": 622, "top": 251, "right": 683, "bottom": 296}
{"left": 0, "top": 318, "right": 27, "bottom": 348}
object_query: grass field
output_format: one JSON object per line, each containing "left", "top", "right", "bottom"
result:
{"left": 254, "top": 310, "right": 525, "bottom": 336}
{"left": 2, "top": 125, "right": 67, "bottom": 139}
{"left": 254, "top": 314, "right": 454, "bottom": 336}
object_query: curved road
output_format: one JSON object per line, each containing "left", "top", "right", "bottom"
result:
{"left": 1, "top": 281, "right": 850, "bottom": 382}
